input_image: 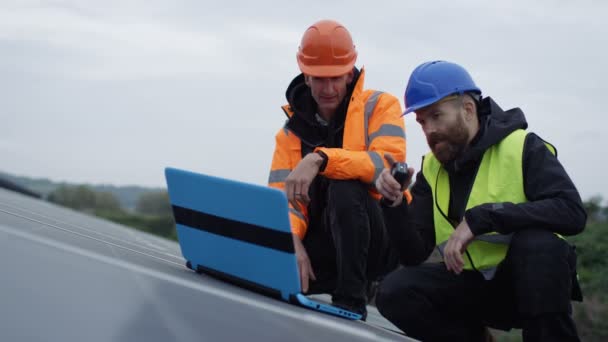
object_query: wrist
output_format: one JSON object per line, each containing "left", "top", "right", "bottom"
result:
{"left": 380, "top": 195, "right": 403, "bottom": 208}
{"left": 314, "top": 150, "right": 328, "bottom": 172}
{"left": 464, "top": 210, "right": 484, "bottom": 236}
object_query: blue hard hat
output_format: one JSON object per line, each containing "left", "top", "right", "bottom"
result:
{"left": 403, "top": 61, "right": 481, "bottom": 115}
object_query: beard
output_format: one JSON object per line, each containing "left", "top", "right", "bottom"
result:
{"left": 427, "top": 116, "right": 470, "bottom": 165}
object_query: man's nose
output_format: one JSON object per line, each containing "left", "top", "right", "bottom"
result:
{"left": 423, "top": 122, "right": 436, "bottom": 136}
{"left": 321, "top": 80, "right": 335, "bottom": 94}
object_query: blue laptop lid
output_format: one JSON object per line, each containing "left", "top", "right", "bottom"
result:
{"left": 165, "top": 167, "right": 301, "bottom": 300}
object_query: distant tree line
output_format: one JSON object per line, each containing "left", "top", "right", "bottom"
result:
{"left": 566, "top": 196, "right": 608, "bottom": 341}
{"left": 583, "top": 195, "right": 608, "bottom": 223}
{"left": 47, "top": 185, "right": 121, "bottom": 212}
{"left": 47, "top": 185, "right": 176, "bottom": 240}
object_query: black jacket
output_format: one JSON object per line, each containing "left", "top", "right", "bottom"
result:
{"left": 382, "top": 97, "right": 587, "bottom": 266}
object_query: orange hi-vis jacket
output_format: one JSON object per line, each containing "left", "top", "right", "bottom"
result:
{"left": 268, "top": 69, "right": 409, "bottom": 239}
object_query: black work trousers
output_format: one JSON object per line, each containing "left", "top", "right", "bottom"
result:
{"left": 376, "top": 228, "right": 581, "bottom": 342}
{"left": 303, "top": 180, "right": 397, "bottom": 303}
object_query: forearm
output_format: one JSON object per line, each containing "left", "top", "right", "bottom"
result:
{"left": 466, "top": 133, "right": 587, "bottom": 236}
{"left": 269, "top": 132, "right": 310, "bottom": 239}
{"left": 315, "top": 148, "right": 385, "bottom": 183}
{"left": 466, "top": 196, "right": 586, "bottom": 236}
{"left": 381, "top": 169, "right": 436, "bottom": 265}
{"left": 382, "top": 200, "right": 435, "bottom": 265}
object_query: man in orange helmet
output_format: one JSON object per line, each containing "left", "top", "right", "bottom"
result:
{"left": 268, "top": 19, "right": 407, "bottom": 318}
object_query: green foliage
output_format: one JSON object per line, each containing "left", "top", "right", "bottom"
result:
{"left": 135, "top": 191, "right": 172, "bottom": 216}
{"left": 0, "top": 171, "right": 59, "bottom": 195}
{"left": 569, "top": 221, "right": 608, "bottom": 341}
{"left": 583, "top": 195, "right": 604, "bottom": 223}
{"left": 45, "top": 183, "right": 176, "bottom": 241}
{"left": 569, "top": 222, "right": 608, "bottom": 296}
{"left": 48, "top": 185, "right": 121, "bottom": 212}
{"left": 0, "top": 170, "right": 163, "bottom": 211}
{"left": 95, "top": 184, "right": 163, "bottom": 211}
{"left": 95, "top": 210, "right": 176, "bottom": 241}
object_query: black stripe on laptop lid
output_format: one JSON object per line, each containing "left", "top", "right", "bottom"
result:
{"left": 172, "top": 205, "right": 294, "bottom": 254}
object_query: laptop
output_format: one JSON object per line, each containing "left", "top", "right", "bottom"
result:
{"left": 164, "top": 167, "right": 363, "bottom": 320}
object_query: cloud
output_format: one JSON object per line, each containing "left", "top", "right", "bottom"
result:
{"left": 1, "top": 0, "right": 606, "bottom": 199}
{"left": 0, "top": 1, "right": 244, "bottom": 80}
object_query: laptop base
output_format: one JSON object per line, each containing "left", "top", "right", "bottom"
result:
{"left": 186, "top": 260, "right": 284, "bottom": 300}
{"left": 292, "top": 293, "right": 363, "bottom": 321}
{"left": 186, "top": 260, "right": 362, "bottom": 321}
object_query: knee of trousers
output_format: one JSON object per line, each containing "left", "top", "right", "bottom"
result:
{"left": 507, "top": 229, "right": 573, "bottom": 315}
{"left": 509, "top": 228, "right": 567, "bottom": 259}
{"left": 376, "top": 269, "right": 428, "bottom": 324}
{"left": 326, "top": 180, "right": 369, "bottom": 216}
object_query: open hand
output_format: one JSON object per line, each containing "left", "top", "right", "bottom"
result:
{"left": 285, "top": 153, "right": 323, "bottom": 207}
{"left": 443, "top": 219, "right": 474, "bottom": 274}
{"left": 292, "top": 235, "right": 316, "bottom": 293}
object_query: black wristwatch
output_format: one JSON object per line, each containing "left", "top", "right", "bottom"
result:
{"left": 316, "top": 150, "right": 329, "bottom": 172}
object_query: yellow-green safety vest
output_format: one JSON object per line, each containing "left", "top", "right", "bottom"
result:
{"left": 422, "top": 129, "right": 556, "bottom": 279}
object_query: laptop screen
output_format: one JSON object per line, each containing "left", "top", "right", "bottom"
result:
{"left": 165, "top": 167, "right": 301, "bottom": 299}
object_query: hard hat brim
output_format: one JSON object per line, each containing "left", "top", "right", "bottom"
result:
{"left": 298, "top": 62, "right": 355, "bottom": 78}
{"left": 402, "top": 89, "right": 482, "bottom": 116}
{"left": 402, "top": 97, "right": 442, "bottom": 116}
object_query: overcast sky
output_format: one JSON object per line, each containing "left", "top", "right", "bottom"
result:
{"left": 1, "top": 0, "right": 606, "bottom": 200}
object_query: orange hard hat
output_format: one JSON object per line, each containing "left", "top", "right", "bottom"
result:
{"left": 296, "top": 19, "right": 358, "bottom": 77}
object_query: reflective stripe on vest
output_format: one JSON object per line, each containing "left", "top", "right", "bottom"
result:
{"left": 367, "top": 151, "right": 384, "bottom": 184}
{"left": 368, "top": 124, "right": 406, "bottom": 145}
{"left": 268, "top": 169, "right": 291, "bottom": 183}
{"left": 364, "top": 91, "right": 383, "bottom": 148}
{"left": 363, "top": 91, "right": 406, "bottom": 148}
{"left": 289, "top": 207, "right": 307, "bottom": 223}
{"left": 423, "top": 129, "right": 556, "bottom": 279}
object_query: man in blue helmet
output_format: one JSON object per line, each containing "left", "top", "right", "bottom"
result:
{"left": 374, "top": 61, "right": 586, "bottom": 341}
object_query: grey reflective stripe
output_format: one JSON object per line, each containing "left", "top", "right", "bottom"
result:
{"left": 439, "top": 233, "right": 512, "bottom": 246}
{"left": 474, "top": 233, "right": 512, "bottom": 245}
{"left": 367, "top": 151, "right": 384, "bottom": 183}
{"left": 437, "top": 242, "right": 446, "bottom": 256}
{"left": 289, "top": 208, "right": 306, "bottom": 222}
{"left": 364, "top": 91, "right": 384, "bottom": 148}
{"left": 268, "top": 169, "right": 290, "bottom": 183}
{"left": 368, "top": 124, "right": 406, "bottom": 144}
{"left": 472, "top": 233, "right": 510, "bottom": 280}
{"left": 480, "top": 267, "right": 497, "bottom": 280}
